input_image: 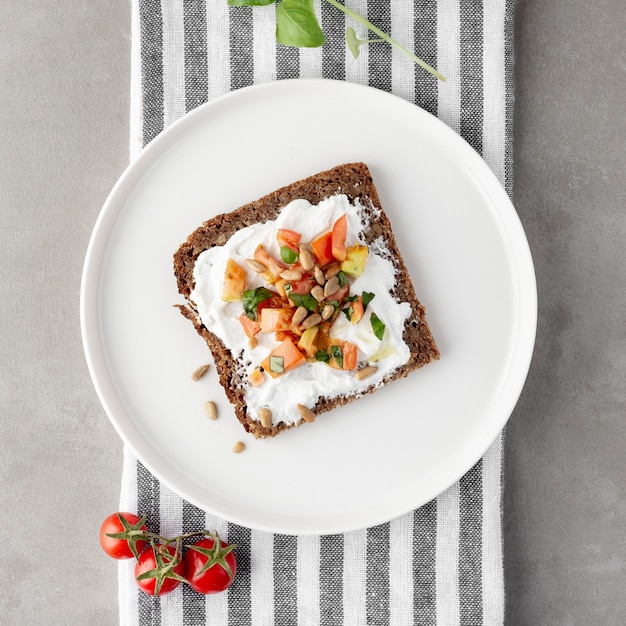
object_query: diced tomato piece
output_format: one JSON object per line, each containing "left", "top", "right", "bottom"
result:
{"left": 311, "top": 231, "right": 334, "bottom": 267}
{"left": 254, "top": 245, "right": 286, "bottom": 281}
{"left": 328, "top": 340, "right": 358, "bottom": 371}
{"left": 260, "top": 338, "right": 306, "bottom": 378}
{"left": 260, "top": 307, "right": 293, "bottom": 333}
{"left": 341, "top": 341, "right": 358, "bottom": 370}
{"left": 239, "top": 312, "right": 261, "bottom": 338}
{"left": 275, "top": 329, "right": 300, "bottom": 343}
{"left": 257, "top": 294, "right": 286, "bottom": 316}
{"left": 324, "top": 284, "right": 349, "bottom": 304}
{"left": 276, "top": 229, "right": 301, "bottom": 253}
{"left": 349, "top": 295, "right": 364, "bottom": 324}
{"left": 222, "top": 258, "right": 246, "bottom": 301}
{"left": 287, "top": 273, "right": 316, "bottom": 296}
{"left": 331, "top": 215, "right": 347, "bottom": 262}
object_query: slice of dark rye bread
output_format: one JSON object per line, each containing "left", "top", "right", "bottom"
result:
{"left": 173, "top": 162, "right": 439, "bottom": 438}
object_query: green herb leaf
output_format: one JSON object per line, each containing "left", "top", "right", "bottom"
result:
{"left": 280, "top": 246, "right": 299, "bottom": 264}
{"left": 370, "top": 312, "right": 385, "bottom": 340}
{"left": 289, "top": 292, "right": 318, "bottom": 311}
{"left": 269, "top": 355, "right": 285, "bottom": 373}
{"left": 330, "top": 344, "right": 343, "bottom": 368}
{"left": 343, "top": 305, "right": 354, "bottom": 321}
{"left": 228, "top": 0, "right": 445, "bottom": 81}
{"left": 362, "top": 291, "right": 375, "bottom": 311}
{"left": 315, "top": 349, "right": 330, "bottom": 363}
{"left": 336, "top": 270, "right": 347, "bottom": 287}
{"left": 242, "top": 287, "right": 273, "bottom": 321}
{"left": 276, "top": 0, "right": 326, "bottom": 48}
{"left": 228, "top": 0, "right": 276, "bottom": 5}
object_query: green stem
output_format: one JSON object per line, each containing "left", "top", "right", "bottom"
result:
{"left": 324, "top": 0, "right": 446, "bottom": 82}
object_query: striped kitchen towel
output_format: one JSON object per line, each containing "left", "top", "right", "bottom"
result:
{"left": 119, "top": 1, "right": 513, "bottom": 624}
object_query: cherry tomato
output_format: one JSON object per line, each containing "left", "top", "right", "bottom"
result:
{"left": 135, "top": 544, "right": 186, "bottom": 596}
{"left": 99, "top": 512, "right": 148, "bottom": 560}
{"left": 183, "top": 536, "right": 237, "bottom": 595}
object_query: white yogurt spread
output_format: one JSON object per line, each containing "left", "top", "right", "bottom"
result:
{"left": 190, "top": 194, "right": 412, "bottom": 425}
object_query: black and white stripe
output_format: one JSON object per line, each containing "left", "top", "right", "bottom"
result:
{"left": 122, "top": 1, "right": 512, "bottom": 623}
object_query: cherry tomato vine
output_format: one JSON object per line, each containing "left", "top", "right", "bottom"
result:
{"left": 100, "top": 512, "right": 237, "bottom": 597}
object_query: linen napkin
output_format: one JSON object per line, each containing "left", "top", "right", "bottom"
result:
{"left": 119, "top": 1, "right": 513, "bottom": 624}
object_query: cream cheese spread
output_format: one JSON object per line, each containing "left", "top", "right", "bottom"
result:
{"left": 190, "top": 194, "right": 411, "bottom": 425}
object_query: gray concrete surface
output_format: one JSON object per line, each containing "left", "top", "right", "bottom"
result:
{"left": 1, "top": 1, "right": 624, "bottom": 624}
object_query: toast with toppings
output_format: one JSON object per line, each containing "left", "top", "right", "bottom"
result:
{"left": 173, "top": 163, "right": 439, "bottom": 438}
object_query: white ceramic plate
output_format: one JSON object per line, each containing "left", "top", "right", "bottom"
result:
{"left": 81, "top": 79, "right": 536, "bottom": 535}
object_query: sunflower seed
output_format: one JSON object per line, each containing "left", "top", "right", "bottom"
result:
{"left": 191, "top": 364, "right": 210, "bottom": 381}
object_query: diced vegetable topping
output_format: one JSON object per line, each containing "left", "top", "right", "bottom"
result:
{"left": 229, "top": 212, "right": 384, "bottom": 379}
{"left": 222, "top": 259, "right": 246, "bottom": 301}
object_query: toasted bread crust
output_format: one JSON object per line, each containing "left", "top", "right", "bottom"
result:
{"left": 174, "top": 163, "right": 439, "bottom": 438}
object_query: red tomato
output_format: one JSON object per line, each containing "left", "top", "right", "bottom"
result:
{"left": 99, "top": 512, "right": 148, "bottom": 560}
{"left": 183, "top": 536, "right": 237, "bottom": 595}
{"left": 276, "top": 228, "right": 301, "bottom": 252}
{"left": 135, "top": 544, "right": 186, "bottom": 596}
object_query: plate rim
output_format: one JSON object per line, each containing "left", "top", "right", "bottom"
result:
{"left": 81, "top": 79, "right": 537, "bottom": 535}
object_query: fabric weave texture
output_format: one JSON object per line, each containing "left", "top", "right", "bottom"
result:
{"left": 120, "top": 1, "right": 514, "bottom": 624}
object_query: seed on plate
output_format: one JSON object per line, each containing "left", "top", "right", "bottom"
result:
{"left": 300, "top": 313, "right": 322, "bottom": 330}
{"left": 310, "top": 285, "right": 325, "bottom": 302}
{"left": 323, "top": 276, "right": 339, "bottom": 297}
{"left": 232, "top": 441, "right": 245, "bottom": 454}
{"left": 321, "top": 304, "right": 335, "bottom": 321}
{"left": 299, "top": 246, "right": 315, "bottom": 270}
{"left": 191, "top": 364, "right": 210, "bottom": 381}
{"left": 258, "top": 407, "right": 273, "bottom": 428}
{"left": 292, "top": 306, "right": 308, "bottom": 326}
{"left": 204, "top": 401, "right": 218, "bottom": 420}
{"left": 355, "top": 365, "right": 378, "bottom": 380}
{"left": 314, "top": 266, "right": 326, "bottom": 285}
{"left": 246, "top": 258, "right": 267, "bottom": 273}
{"left": 297, "top": 404, "right": 316, "bottom": 423}
{"left": 280, "top": 268, "right": 303, "bottom": 281}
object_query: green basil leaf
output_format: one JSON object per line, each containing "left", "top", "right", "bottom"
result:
{"left": 289, "top": 292, "right": 318, "bottom": 311}
{"left": 362, "top": 291, "right": 375, "bottom": 311}
{"left": 269, "top": 355, "right": 285, "bottom": 374}
{"left": 228, "top": 0, "right": 276, "bottom": 6}
{"left": 242, "top": 287, "right": 273, "bottom": 321}
{"left": 280, "top": 245, "right": 299, "bottom": 264}
{"left": 276, "top": 0, "right": 325, "bottom": 48}
{"left": 336, "top": 270, "right": 347, "bottom": 286}
{"left": 370, "top": 312, "right": 385, "bottom": 340}
{"left": 315, "top": 350, "right": 330, "bottom": 363}
{"left": 342, "top": 305, "right": 354, "bottom": 321}
{"left": 331, "top": 345, "right": 343, "bottom": 368}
